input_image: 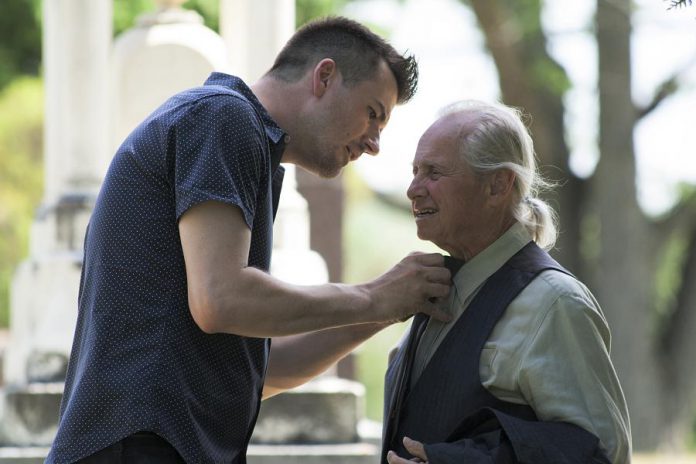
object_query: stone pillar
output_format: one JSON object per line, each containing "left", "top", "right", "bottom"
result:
{"left": 5, "top": 0, "right": 112, "bottom": 387}
{"left": 0, "top": 0, "right": 112, "bottom": 446}
{"left": 43, "top": 0, "right": 112, "bottom": 200}
{"left": 270, "top": 165, "right": 329, "bottom": 284}
{"left": 295, "top": 170, "right": 352, "bottom": 378}
{"left": 219, "top": 0, "right": 295, "bottom": 82}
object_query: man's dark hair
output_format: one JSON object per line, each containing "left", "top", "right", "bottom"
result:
{"left": 268, "top": 16, "right": 418, "bottom": 104}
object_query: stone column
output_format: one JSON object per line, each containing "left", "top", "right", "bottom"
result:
{"left": 43, "top": 0, "right": 112, "bottom": 200}
{"left": 219, "top": 0, "right": 295, "bottom": 82}
{"left": 0, "top": 0, "right": 112, "bottom": 447}
{"left": 270, "top": 165, "right": 329, "bottom": 285}
{"left": 5, "top": 0, "right": 113, "bottom": 387}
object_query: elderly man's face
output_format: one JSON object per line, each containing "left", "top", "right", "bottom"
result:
{"left": 406, "top": 116, "right": 492, "bottom": 260}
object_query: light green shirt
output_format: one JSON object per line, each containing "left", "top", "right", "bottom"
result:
{"left": 406, "top": 223, "right": 632, "bottom": 463}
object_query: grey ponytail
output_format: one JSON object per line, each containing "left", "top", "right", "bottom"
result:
{"left": 439, "top": 100, "right": 558, "bottom": 250}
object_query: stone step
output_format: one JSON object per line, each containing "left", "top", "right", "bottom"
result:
{"left": 0, "top": 383, "right": 62, "bottom": 447}
{"left": 0, "top": 377, "right": 365, "bottom": 447}
{"left": 253, "top": 377, "right": 364, "bottom": 444}
{"left": 0, "top": 447, "right": 47, "bottom": 464}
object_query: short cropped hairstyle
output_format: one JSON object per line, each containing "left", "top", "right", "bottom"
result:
{"left": 268, "top": 16, "right": 418, "bottom": 104}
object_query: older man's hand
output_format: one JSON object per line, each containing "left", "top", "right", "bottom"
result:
{"left": 362, "top": 252, "right": 452, "bottom": 324}
{"left": 387, "top": 437, "right": 429, "bottom": 463}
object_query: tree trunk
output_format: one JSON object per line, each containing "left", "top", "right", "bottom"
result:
{"left": 660, "top": 223, "right": 696, "bottom": 446}
{"left": 594, "top": 0, "right": 666, "bottom": 449}
{"left": 467, "top": 0, "right": 585, "bottom": 274}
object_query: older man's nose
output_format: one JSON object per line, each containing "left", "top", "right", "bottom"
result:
{"left": 407, "top": 177, "right": 423, "bottom": 199}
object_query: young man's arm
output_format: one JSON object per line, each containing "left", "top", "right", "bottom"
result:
{"left": 262, "top": 322, "right": 387, "bottom": 398}
{"left": 179, "top": 200, "right": 451, "bottom": 337}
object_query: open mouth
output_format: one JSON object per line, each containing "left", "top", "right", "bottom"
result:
{"left": 413, "top": 207, "right": 438, "bottom": 218}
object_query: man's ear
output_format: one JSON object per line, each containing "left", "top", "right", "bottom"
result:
{"left": 312, "top": 58, "right": 337, "bottom": 97}
{"left": 488, "top": 169, "right": 516, "bottom": 201}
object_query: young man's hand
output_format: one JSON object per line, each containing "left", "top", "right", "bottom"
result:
{"left": 362, "top": 252, "right": 452, "bottom": 324}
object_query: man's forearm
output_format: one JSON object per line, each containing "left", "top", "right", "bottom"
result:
{"left": 180, "top": 201, "right": 451, "bottom": 338}
{"left": 262, "top": 322, "right": 388, "bottom": 398}
{"left": 190, "top": 266, "right": 377, "bottom": 336}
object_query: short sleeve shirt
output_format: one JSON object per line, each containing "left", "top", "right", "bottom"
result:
{"left": 47, "top": 73, "right": 286, "bottom": 464}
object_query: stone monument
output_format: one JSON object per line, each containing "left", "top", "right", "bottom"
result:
{"left": 111, "top": 0, "right": 229, "bottom": 149}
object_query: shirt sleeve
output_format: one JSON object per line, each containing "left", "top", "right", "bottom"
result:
{"left": 513, "top": 274, "right": 632, "bottom": 464}
{"left": 173, "top": 94, "right": 266, "bottom": 229}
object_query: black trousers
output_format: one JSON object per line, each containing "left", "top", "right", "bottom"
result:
{"left": 75, "top": 432, "right": 185, "bottom": 463}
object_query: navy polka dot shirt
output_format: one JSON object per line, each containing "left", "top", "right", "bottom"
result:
{"left": 47, "top": 73, "right": 286, "bottom": 464}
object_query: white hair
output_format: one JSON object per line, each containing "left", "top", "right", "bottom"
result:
{"left": 438, "top": 100, "right": 558, "bottom": 250}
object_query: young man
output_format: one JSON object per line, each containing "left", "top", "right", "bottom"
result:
{"left": 47, "top": 17, "right": 452, "bottom": 464}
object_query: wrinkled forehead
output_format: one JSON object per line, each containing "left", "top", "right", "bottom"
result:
{"left": 417, "top": 110, "right": 483, "bottom": 155}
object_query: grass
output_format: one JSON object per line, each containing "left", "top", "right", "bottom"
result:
{"left": 633, "top": 454, "right": 696, "bottom": 463}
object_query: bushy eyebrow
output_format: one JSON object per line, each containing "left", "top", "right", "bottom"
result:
{"left": 412, "top": 159, "right": 465, "bottom": 177}
{"left": 412, "top": 160, "right": 446, "bottom": 171}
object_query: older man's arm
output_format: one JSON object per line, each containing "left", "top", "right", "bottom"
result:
{"left": 512, "top": 276, "right": 632, "bottom": 464}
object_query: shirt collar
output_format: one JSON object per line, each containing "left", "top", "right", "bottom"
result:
{"left": 451, "top": 222, "right": 533, "bottom": 305}
{"left": 204, "top": 72, "right": 286, "bottom": 169}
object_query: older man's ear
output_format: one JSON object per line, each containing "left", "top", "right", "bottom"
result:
{"left": 487, "top": 169, "right": 516, "bottom": 202}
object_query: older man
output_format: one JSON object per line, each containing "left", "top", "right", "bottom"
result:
{"left": 382, "top": 101, "right": 631, "bottom": 464}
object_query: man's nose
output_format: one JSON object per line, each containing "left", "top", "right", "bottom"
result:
{"left": 407, "top": 176, "right": 423, "bottom": 200}
{"left": 362, "top": 125, "right": 382, "bottom": 156}
{"left": 363, "top": 134, "right": 380, "bottom": 156}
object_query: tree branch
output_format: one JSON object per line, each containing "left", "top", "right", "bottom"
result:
{"left": 636, "top": 76, "right": 679, "bottom": 119}
{"left": 636, "top": 54, "right": 696, "bottom": 120}
{"left": 666, "top": 0, "right": 693, "bottom": 10}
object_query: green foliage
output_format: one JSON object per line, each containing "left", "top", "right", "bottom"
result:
{"left": 509, "top": 0, "right": 571, "bottom": 95}
{"left": 652, "top": 185, "right": 696, "bottom": 338}
{"left": 113, "top": 0, "right": 155, "bottom": 35}
{"left": 459, "top": 0, "right": 571, "bottom": 97}
{"left": 113, "top": 0, "right": 219, "bottom": 34}
{"left": 0, "top": 0, "right": 41, "bottom": 91}
{"left": 0, "top": 77, "right": 44, "bottom": 327}
{"left": 296, "top": 0, "right": 350, "bottom": 27}
{"left": 653, "top": 231, "right": 688, "bottom": 330}
{"left": 530, "top": 57, "right": 571, "bottom": 96}
{"left": 184, "top": 0, "right": 219, "bottom": 31}
{"left": 113, "top": 0, "right": 346, "bottom": 35}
